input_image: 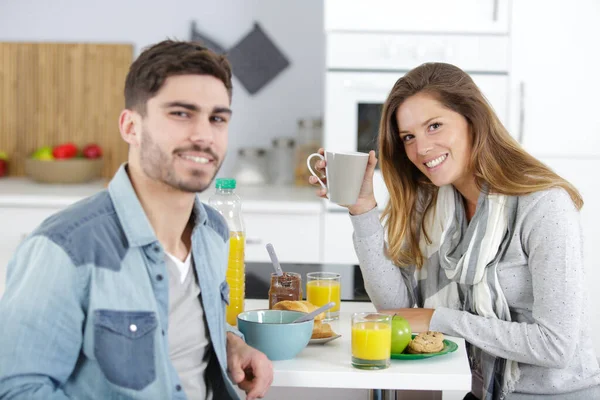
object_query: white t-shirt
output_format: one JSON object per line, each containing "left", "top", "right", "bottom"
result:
{"left": 165, "top": 251, "right": 213, "bottom": 400}
{"left": 165, "top": 251, "right": 192, "bottom": 284}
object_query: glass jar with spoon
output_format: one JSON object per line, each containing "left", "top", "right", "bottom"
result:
{"left": 266, "top": 243, "right": 303, "bottom": 308}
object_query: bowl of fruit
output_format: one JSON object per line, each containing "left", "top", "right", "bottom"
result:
{"left": 25, "top": 143, "right": 104, "bottom": 184}
{"left": 0, "top": 151, "right": 9, "bottom": 178}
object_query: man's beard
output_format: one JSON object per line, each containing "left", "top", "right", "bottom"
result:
{"left": 139, "top": 128, "right": 222, "bottom": 193}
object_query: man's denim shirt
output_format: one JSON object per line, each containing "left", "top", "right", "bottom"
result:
{"left": 0, "top": 165, "right": 240, "bottom": 399}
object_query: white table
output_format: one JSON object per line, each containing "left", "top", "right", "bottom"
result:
{"left": 245, "top": 300, "right": 472, "bottom": 398}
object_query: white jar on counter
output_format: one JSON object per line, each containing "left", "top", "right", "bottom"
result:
{"left": 270, "top": 137, "right": 295, "bottom": 185}
{"left": 232, "top": 147, "right": 269, "bottom": 185}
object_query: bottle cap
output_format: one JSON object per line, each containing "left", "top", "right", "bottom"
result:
{"left": 215, "top": 178, "right": 236, "bottom": 189}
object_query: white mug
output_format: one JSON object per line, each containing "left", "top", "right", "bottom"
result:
{"left": 307, "top": 151, "right": 369, "bottom": 205}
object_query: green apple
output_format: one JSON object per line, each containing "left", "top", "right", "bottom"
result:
{"left": 391, "top": 315, "right": 412, "bottom": 354}
{"left": 32, "top": 146, "right": 54, "bottom": 161}
{"left": 0, "top": 151, "right": 7, "bottom": 160}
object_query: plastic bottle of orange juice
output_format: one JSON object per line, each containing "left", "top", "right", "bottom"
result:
{"left": 208, "top": 178, "right": 245, "bottom": 326}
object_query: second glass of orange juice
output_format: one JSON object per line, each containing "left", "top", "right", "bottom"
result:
{"left": 306, "top": 272, "right": 341, "bottom": 321}
{"left": 351, "top": 312, "right": 392, "bottom": 370}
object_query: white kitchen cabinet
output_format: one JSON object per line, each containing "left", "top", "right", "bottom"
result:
{"left": 327, "top": 33, "right": 510, "bottom": 73}
{"left": 0, "top": 207, "right": 62, "bottom": 295}
{"left": 540, "top": 158, "right": 600, "bottom": 355}
{"left": 509, "top": 0, "right": 600, "bottom": 156}
{"left": 244, "top": 210, "right": 321, "bottom": 264}
{"left": 323, "top": 211, "right": 359, "bottom": 265}
{"left": 197, "top": 184, "right": 325, "bottom": 264}
{"left": 325, "top": 0, "right": 510, "bottom": 34}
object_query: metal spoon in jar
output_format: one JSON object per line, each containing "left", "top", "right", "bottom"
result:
{"left": 266, "top": 243, "right": 284, "bottom": 277}
{"left": 292, "top": 302, "right": 336, "bottom": 324}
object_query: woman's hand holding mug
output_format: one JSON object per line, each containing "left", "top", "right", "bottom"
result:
{"left": 307, "top": 148, "right": 378, "bottom": 215}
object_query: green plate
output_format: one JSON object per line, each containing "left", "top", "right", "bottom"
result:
{"left": 391, "top": 335, "right": 458, "bottom": 360}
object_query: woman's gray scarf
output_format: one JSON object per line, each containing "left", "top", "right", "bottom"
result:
{"left": 419, "top": 185, "right": 519, "bottom": 400}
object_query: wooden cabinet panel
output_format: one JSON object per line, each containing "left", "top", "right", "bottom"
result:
{"left": 0, "top": 42, "right": 132, "bottom": 179}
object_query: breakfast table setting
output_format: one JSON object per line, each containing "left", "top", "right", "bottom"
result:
{"left": 234, "top": 244, "right": 472, "bottom": 399}
{"left": 242, "top": 298, "right": 472, "bottom": 398}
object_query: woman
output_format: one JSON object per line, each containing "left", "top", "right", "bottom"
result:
{"left": 310, "top": 63, "right": 600, "bottom": 400}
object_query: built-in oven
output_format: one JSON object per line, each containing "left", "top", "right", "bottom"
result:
{"left": 324, "top": 32, "right": 510, "bottom": 209}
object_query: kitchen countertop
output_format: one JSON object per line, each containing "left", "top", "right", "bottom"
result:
{"left": 0, "top": 178, "right": 109, "bottom": 207}
{"left": 244, "top": 299, "right": 472, "bottom": 392}
{"left": 0, "top": 177, "right": 323, "bottom": 212}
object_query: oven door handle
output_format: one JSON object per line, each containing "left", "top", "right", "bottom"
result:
{"left": 492, "top": 0, "right": 499, "bottom": 22}
{"left": 518, "top": 81, "right": 526, "bottom": 144}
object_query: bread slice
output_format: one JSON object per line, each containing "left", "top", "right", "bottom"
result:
{"left": 311, "top": 322, "right": 334, "bottom": 339}
{"left": 272, "top": 300, "right": 326, "bottom": 321}
{"left": 272, "top": 300, "right": 309, "bottom": 313}
{"left": 299, "top": 301, "right": 325, "bottom": 321}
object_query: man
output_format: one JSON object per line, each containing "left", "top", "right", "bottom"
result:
{"left": 0, "top": 40, "right": 273, "bottom": 400}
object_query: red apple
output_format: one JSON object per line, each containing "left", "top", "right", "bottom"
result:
{"left": 53, "top": 143, "right": 78, "bottom": 159}
{"left": 391, "top": 315, "right": 412, "bottom": 354}
{"left": 82, "top": 143, "right": 103, "bottom": 159}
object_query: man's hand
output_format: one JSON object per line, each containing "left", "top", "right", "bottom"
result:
{"left": 226, "top": 332, "right": 273, "bottom": 400}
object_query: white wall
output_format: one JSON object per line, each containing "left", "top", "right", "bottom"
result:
{"left": 0, "top": 0, "right": 325, "bottom": 177}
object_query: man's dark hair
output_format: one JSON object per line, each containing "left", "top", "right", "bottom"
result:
{"left": 124, "top": 40, "right": 233, "bottom": 114}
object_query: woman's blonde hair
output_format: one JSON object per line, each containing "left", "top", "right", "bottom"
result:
{"left": 379, "top": 62, "right": 583, "bottom": 268}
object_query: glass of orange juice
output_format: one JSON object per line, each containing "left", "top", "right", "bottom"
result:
{"left": 306, "top": 272, "right": 341, "bottom": 321}
{"left": 351, "top": 312, "right": 392, "bottom": 370}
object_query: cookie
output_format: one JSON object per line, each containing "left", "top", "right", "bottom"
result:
{"left": 406, "top": 331, "right": 445, "bottom": 354}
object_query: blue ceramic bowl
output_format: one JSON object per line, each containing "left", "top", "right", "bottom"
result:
{"left": 237, "top": 310, "right": 314, "bottom": 361}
